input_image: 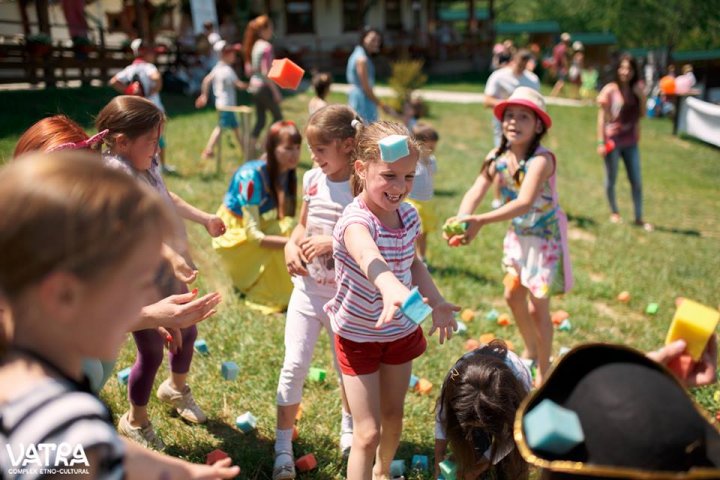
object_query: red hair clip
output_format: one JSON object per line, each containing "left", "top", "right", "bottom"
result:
{"left": 47, "top": 129, "right": 109, "bottom": 153}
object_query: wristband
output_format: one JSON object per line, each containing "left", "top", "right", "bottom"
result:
{"left": 597, "top": 140, "right": 605, "bottom": 146}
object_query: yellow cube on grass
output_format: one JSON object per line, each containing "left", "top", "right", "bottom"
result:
{"left": 665, "top": 299, "right": 719, "bottom": 361}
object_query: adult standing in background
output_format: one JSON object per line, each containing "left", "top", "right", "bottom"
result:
{"left": 550, "top": 32, "right": 571, "bottom": 97}
{"left": 483, "top": 49, "right": 540, "bottom": 208}
{"left": 346, "top": 27, "right": 389, "bottom": 123}
{"left": 596, "top": 54, "right": 652, "bottom": 231}
{"left": 244, "top": 15, "right": 283, "bottom": 157}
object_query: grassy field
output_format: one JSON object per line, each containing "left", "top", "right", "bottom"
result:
{"left": 1, "top": 86, "right": 719, "bottom": 479}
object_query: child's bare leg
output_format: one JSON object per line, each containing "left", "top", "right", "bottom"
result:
{"left": 505, "top": 283, "right": 538, "bottom": 360}
{"left": 528, "top": 294, "right": 552, "bottom": 385}
{"left": 342, "top": 372, "right": 381, "bottom": 480}
{"left": 202, "top": 127, "right": 222, "bottom": 158}
{"left": 372, "top": 361, "right": 412, "bottom": 479}
{"left": 129, "top": 404, "right": 149, "bottom": 426}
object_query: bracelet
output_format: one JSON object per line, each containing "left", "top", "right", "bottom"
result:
{"left": 597, "top": 140, "right": 605, "bottom": 146}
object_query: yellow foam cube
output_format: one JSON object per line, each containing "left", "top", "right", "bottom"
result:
{"left": 665, "top": 299, "right": 720, "bottom": 361}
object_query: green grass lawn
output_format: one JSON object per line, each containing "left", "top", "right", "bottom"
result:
{"left": 1, "top": 87, "right": 719, "bottom": 479}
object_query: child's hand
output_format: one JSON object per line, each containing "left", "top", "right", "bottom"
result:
{"left": 170, "top": 252, "right": 198, "bottom": 284}
{"left": 444, "top": 215, "right": 482, "bottom": 246}
{"left": 596, "top": 143, "right": 607, "bottom": 156}
{"left": 285, "top": 240, "right": 309, "bottom": 276}
{"left": 195, "top": 94, "right": 207, "bottom": 109}
{"left": 648, "top": 335, "right": 718, "bottom": 387}
{"left": 377, "top": 282, "right": 411, "bottom": 328}
{"left": 205, "top": 215, "right": 227, "bottom": 237}
{"left": 186, "top": 457, "right": 241, "bottom": 479}
{"left": 143, "top": 290, "right": 221, "bottom": 329}
{"left": 429, "top": 301, "right": 461, "bottom": 344}
{"left": 298, "top": 235, "right": 332, "bottom": 262}
{"left": 159, "top": 326, "right": 182, "bottom": 354}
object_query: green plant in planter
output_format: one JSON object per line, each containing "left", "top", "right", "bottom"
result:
{"left": 388, "top": 59, "right": 427, "bottom": 114}
{"left": 25, "top": 33, "right": 52, "bottom": 56}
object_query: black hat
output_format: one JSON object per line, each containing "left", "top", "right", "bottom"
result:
{"left": 514, "top": 343, "right": 720, "bottom": 479}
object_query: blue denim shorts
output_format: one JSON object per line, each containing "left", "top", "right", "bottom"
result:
{"left": 219, "top": 111, "right": 239, "bottom": 129}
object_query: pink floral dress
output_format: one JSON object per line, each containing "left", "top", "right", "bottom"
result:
{"left": 496, "top": 146, "right": 573, "bottom": 298}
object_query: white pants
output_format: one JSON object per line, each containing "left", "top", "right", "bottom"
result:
{"left": 276, "top": 287, "right": 343, "bottom": 405}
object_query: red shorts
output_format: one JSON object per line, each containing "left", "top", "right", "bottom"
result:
{"left": 334, "top": 327, "right": 427, "bottom": 376}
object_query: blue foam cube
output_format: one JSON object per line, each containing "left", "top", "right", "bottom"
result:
{"left": 485, "top": 309, "right": 499, "bottom": 321}
{"left": 194, "top": 339, "right": 209, "bottom": 355}
{"left": 401, "top": 287, "right": 432, "bottom": 325}
{"left": 390, "top": 459, "right": 405, "bottom": 477}
{"left": 524, "top": 399, "right": 584, "bottom": 454}
{"left": 117, "top": 367, "right": 131, "bottom": 385}
{"left": 379, "top": 135, "right": 410, "bottom": 163}
{"left": 235, "top": 411, "right": 257, "bottom": 433}
{"left": 558, "top": 319, "right": 572, "bottom": 332}
{"left": 221, "top": 361, "right": 240, "bottom": 380}
{"left": 411, "top": 454, "right": 428, "bottom": 472}
{"left": 439, "top": 459, "right": 457, "bottom": 480}
{"left": 408, "top": 374, "right": 419, "bottom": 390}
{"left": 455, "top": 320, "right": 468, "bottom": 335}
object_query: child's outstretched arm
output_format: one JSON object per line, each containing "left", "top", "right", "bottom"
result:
{"left": 168, "top": 192, "right": 226, "bottom": 237}
{"left": 195, "top": 70, "right": 215, "bottom": 108}
{"left": 410, "top": 257, "right": 459, "bottom": 344}
{"left": 285, "top": 199, "right": 309, "bottom": 276}
{"left": 344, "top": 223, "right": 410, "bottom": 327}
{"left": 459, "top": 153, "right": 554, "bottom": 244}
{"left": 121, "top": 438, "right": 240, "bottom": 479}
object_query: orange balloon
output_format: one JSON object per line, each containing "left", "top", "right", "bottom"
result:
{"left": 659, "top": 76, "right": 676, "bottom": 95}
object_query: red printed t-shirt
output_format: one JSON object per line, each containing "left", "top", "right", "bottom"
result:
{"left": 324, "top": 197, "right": 420, "bottom": 343}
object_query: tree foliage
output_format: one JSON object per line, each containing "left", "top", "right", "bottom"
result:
{"left": 492, "top": 0, "right": 720, "bottom": 51}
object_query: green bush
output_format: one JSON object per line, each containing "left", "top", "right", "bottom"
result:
{"left": 388, "top": 59, "right": 428, "bottom": 113}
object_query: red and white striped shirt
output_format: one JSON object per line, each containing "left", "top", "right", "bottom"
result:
{"left": 324, "top": 197, "right": 420, "bottom": 343}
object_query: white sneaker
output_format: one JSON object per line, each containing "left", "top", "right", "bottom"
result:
{"left": 118, "top": 412, "right": 166, "bottom": 451}
{"left": 157, "top": 379, "right": 207, "bottom": 424}
{"left": 272, "top": 451, "right": 296, "bottom": 480}
{"left": 340, "top": 428, "right": 353, "bottom": 457}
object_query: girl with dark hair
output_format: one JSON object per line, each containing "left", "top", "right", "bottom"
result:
{"left": 446, "top": 87, "right": 573, "bottom": 386}
{"left": 436, "top": 340, "right": 532, "bottom": 479}
{"left": 212, "top": 120, "right": 300, "bottom": 314}
{"left": 596, "top": 54, "right": 652, "bottom": 231}
{"left": 346, "top": 27, "right": 390, "bottom": 123}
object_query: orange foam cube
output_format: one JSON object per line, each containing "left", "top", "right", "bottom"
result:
{"left": 503, "top": 273, "right": 521, "bottom": 292}
{"left": 206, "top": 449, "right": 229, "bottom": 465}
{"left": 479, "top": 333, "right": 496, "bottom": 344}
{"left": 665, "top": 299, "right": 720, "bottom": 361}
{"left": 464, "top": 339, "right": 480, "bottom": 351}
{"left": 460, "top": 309, "right": 475, "bottom": 322}
{"left": 268, "top": 58, "right": 305, "bottom": 90}
{"left": 295, "top": 453, "right": 317, "bottom": 472}
{"left": 416, "top": 378, "right": 433, "bottom": 394}
{"left": 551, "top": 310, "right": 569, "bottom": 326}
{"left": 667, "top": 353, "right": 694, "bottom": 380}
{"left": 497, "top": 314, "right": 512, "bottom": 326}
{"left": 617, "top": 291, "right": 631, "bottom": 303}
{"left": 292, "top": 425, "right": 299, "bottom": 441}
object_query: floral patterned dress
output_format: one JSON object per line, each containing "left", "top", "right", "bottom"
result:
{"left": 496, "top": 146, "right": 573, "bottom": 298}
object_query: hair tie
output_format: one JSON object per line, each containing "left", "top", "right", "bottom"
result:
{"left": 47, "top": 129, "right": 109, "bottom": 153}
{"left": 351, "top": 118, "right": 362, "bottom": 129}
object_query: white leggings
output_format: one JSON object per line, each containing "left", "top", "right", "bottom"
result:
{"left": 276, "top": 287, "right": 343, "bottom": 405}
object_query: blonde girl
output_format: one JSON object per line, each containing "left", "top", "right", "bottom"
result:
{"left": 96, "top": 96, "right": 226, "bottom": 450}
{"left": 446, "top": 87, "right": 573, "bottom": 385}
{"left": 273, "top": 105, "right": 359, "bottom": 479}
{"left": 0, "top": 153, "right": 239, "bottom": 479}
{"left": 325, "top": 121, "right": 459, "bottom": 479}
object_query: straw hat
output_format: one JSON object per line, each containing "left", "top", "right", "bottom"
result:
{"left": 494, "top": 86, "right": 552, "bottom": 129}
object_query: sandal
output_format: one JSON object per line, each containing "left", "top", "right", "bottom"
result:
{"left": 272, "top": 451, "right": 296, "bottom": 480}
{"left": 635, "top": 220, "right": 654, "bottom": 232}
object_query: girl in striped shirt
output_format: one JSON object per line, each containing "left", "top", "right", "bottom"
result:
{"left": 324, "top": 121, "right": 459, "bottom": 480}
